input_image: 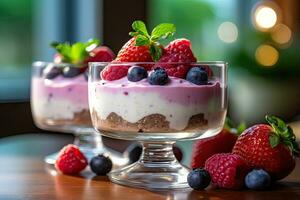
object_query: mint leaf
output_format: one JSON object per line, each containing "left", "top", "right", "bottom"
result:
{"left": 85, "top": 38, "right": 100, "bottom": 52}
{"left": 70, "top": 43, "right": 88, "bottom": 65}
{"left": 135, "top": 35, "right": 150, "bottom": 46}
{"left": 132, "top": 20, "right": 149, "bottom": 37}
{"left": 149, "top": 43, "right": 162, "bottom": 62}
{"left": 151, "top": 23, "right": 176, "bottom": 40}
{"left": 269, "top": 133, "right": 280, "bottom": 148}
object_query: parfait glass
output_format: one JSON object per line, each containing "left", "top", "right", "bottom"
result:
{"left": 31, "top": 61, "right": 129, "bottom": 166}
{"left": 89, "top": 62, "right": 227, "bottom": 190}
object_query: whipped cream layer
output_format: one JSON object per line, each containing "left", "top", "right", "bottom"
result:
{"left": 90, "top": 77, "right": 225, "bottom": 130}
{"left": 31, "top": 75, "right": 89, "bottom": 120}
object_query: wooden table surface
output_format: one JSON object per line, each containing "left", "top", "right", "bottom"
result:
{"left": 0, "top": 133, "right": 299, "bottom": 200}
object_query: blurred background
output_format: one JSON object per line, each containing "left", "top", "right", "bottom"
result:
{"left": 0, "top": 0, "right": 300, "bottom": 137}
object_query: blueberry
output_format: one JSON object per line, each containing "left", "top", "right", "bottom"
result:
{"left": 148, "top": 67, "right": 169, "bottom": 85}
{"left": 43, "top": 64, "right": 62, "bottom": 79}
{"left": 124, "top": 143, "right": 142, "bottom": 164}
{"left": 187, "top": 168, "right": 211, "bottom": 190}
{"left": 127, "top": 65, "right": 148, "bottom": 82}
{"left": 89, "top": 154, "right": 112, "bottom": 175}
{"left": 245, "top": 169, "right": 271, "bottom": 190}
{"left": 62, "top": 66, "right": 82, "bottom": 78}
{"left": 186, "top": 67, "right": 208, "bottom": 85}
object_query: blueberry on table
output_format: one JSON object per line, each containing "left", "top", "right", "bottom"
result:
{"left": 148, "top": 67, "right": 169, "bottom": 85}
{"left": 43, "top": 64, "right": 62, "bottom": 79}
{"left": 187, "top": 168, "right": 211, "bottom": 190}
{"left": 245, "top": 169, "right": 271, "bottom": 190}
{"left": 62, "top": 66, "right": 82, "bottom": 78}
{"left": 90, "top": 154, "right": 112, "bottom": 175}
{"left": 186, "top": 67, "right": 208, "bottom": 85}
{"left": 127, "top": 65, "right": 148, "bottom": 82}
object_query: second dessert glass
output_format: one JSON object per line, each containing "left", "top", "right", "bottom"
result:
{"left": 89, "top": 62, "right": 228, "bottom": 190}
{"left": 31, "top": 61, "right": 129, "bottom": 166}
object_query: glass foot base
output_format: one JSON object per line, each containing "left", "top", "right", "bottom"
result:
{"left": 109, "top": 142, "right": 191, "bottom": 190}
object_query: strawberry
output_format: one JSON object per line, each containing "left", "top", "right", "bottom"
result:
{"left": 154, "top": 38, "right": 197, "bottom": 78}
{"left": 205, "top": 153, "right": 250, "bottom": 189}
{"left": 115, "top": 37, "right": 153, "bottom": 63}
{"left": 101, "top": 20, "right": 176, "bottom": 80}
{"left": 232, "top": 115, "right": 299, "bottom": 180}
{"left": 55, "top": 144, "right": 88, "bottom": 174}
{"left": 191, "top": 119, "right": 246, "bottom": 169}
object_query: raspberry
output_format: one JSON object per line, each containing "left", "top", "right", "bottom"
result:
{"left": 165, "top": 38, "right": 197, "bottom": 62}
{"left": 204, "top": 153, "right": 250, "bottom": 189}
{"left": 101, "top": 64, "right": 129, "bottom": 81}
{"left": 155, "top": 53, "right": 192, "bottom": 78}
{"left": 55, "top": 144, "right": 88, "bottom": 174}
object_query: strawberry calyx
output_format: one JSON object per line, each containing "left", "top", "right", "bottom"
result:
{"left": 224, "top": 118, "right": 247, "bottom": 136}
{"left": 129, "top": 20, "right": 176, "bottom": 62}
{"left": 266, "top": 115, "right": 300, "bottom": 156}
{"left": 51, "top": 38, "right": 100, "bottom": 66}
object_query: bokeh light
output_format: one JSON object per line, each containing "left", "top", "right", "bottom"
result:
{"left": 217, "top": 21, "right": 238, "bottom": 43}
{"left": 255, "top": 44, "right": 279, "bottom": 67}
{"left": 271, "top": 24, "right": 292, "bottom": 45}
{"left": 253, "top": 5, "right": 277, "bottom": 30}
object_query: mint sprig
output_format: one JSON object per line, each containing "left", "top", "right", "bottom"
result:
{"left": 266, "top": 115, "right": 300, "bottom": 156}
{"left": 129, "top": 20, "right": 176, "bottom": 61}
{"left": 51, "top": 38, "right": 100, "bottom": 66}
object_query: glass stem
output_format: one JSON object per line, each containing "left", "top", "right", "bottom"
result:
{"left": 140, "top": 141, "right": 176, "bottom": 165}
{"left": 74, "top": 132, "right": 103, "bottom": 149}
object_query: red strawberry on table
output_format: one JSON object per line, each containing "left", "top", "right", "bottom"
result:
{"left": 191, "top": 119, "right": 246, "bottom": 169}
{"left": 55, "top": 144, "right": 88, "bottom": 174}
{"left": 101, "top": 20, "right": 176, "bottom": 81}
{"left": 232, "top": 115, "right": 299, "bottom": 180}
{"left": 205, "top": 153, "right": 250, "bottom": 189}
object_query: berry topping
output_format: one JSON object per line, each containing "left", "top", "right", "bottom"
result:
{"left": 165, "top": 38, "right": 197, "bottom": 62}
{"left": 101, "top": 64, "right": 130, "bottom": 81}
{"left": 148, "top": 67, "right": 169, "bottom": 85}
{"left": 205, "top": 153, "right": 250, "bottom": 189}
{"left": 186, "top": 67, "right": 208, "bottom": 85}
{"left": 187, "top": 169, "right": 211, "bottom": 190}
{"left": 62, "top": 66, "right": 82, "bottom": 78}
{"left": 85, "top": 46, "right": 115, "bottom": 63}
{"left": 115, "top": 20, "right": 175, "bottom": 63}
{"left": 127, "top": 65, "right": 148, "bottom": 82}
{"left": 43, "top": 64, "right": 62, "bottom": 79}
{"left": 51, "top": 39, "right": 100, "bottom": 65}
{"left": 55, "top": 144, "right": 88, "bottom": 174}
{"left": 191, "top": 119, "right": 246, "bottom": 169}
{"left": 89, "top": 154, "right": 113, "bottom": 175}
{"left": 156, "top": 53, "right": 193, "bottom": 78}
{"left": 233, "top": 115, "right": 299, "bottom": 180}
{"left": 245, "top": 169, "right": 271, "bottom": 190}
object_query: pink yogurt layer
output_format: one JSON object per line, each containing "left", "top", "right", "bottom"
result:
{"left": 32, "top": 74, "right": 88, "bottom": 107}
{"left": 96, "top": 76, "right": 222, "bottom": 106}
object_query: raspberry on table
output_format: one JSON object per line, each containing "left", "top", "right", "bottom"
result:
{"left": 204, "top": 153, "right": 250, "bottom": 190}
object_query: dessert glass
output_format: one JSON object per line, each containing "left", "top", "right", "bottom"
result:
{"left": 89, "top": 62, "right": 227, "bottom": 190}
{"left": 31, "top": 61, "right": 128, "bottom": 165}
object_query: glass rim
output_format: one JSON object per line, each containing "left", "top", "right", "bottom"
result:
{"left": 32, "top": 61, "right": 77, "bottom": 67}
{"left": 89, "top": 61, "right": 228, "bottom": 66}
